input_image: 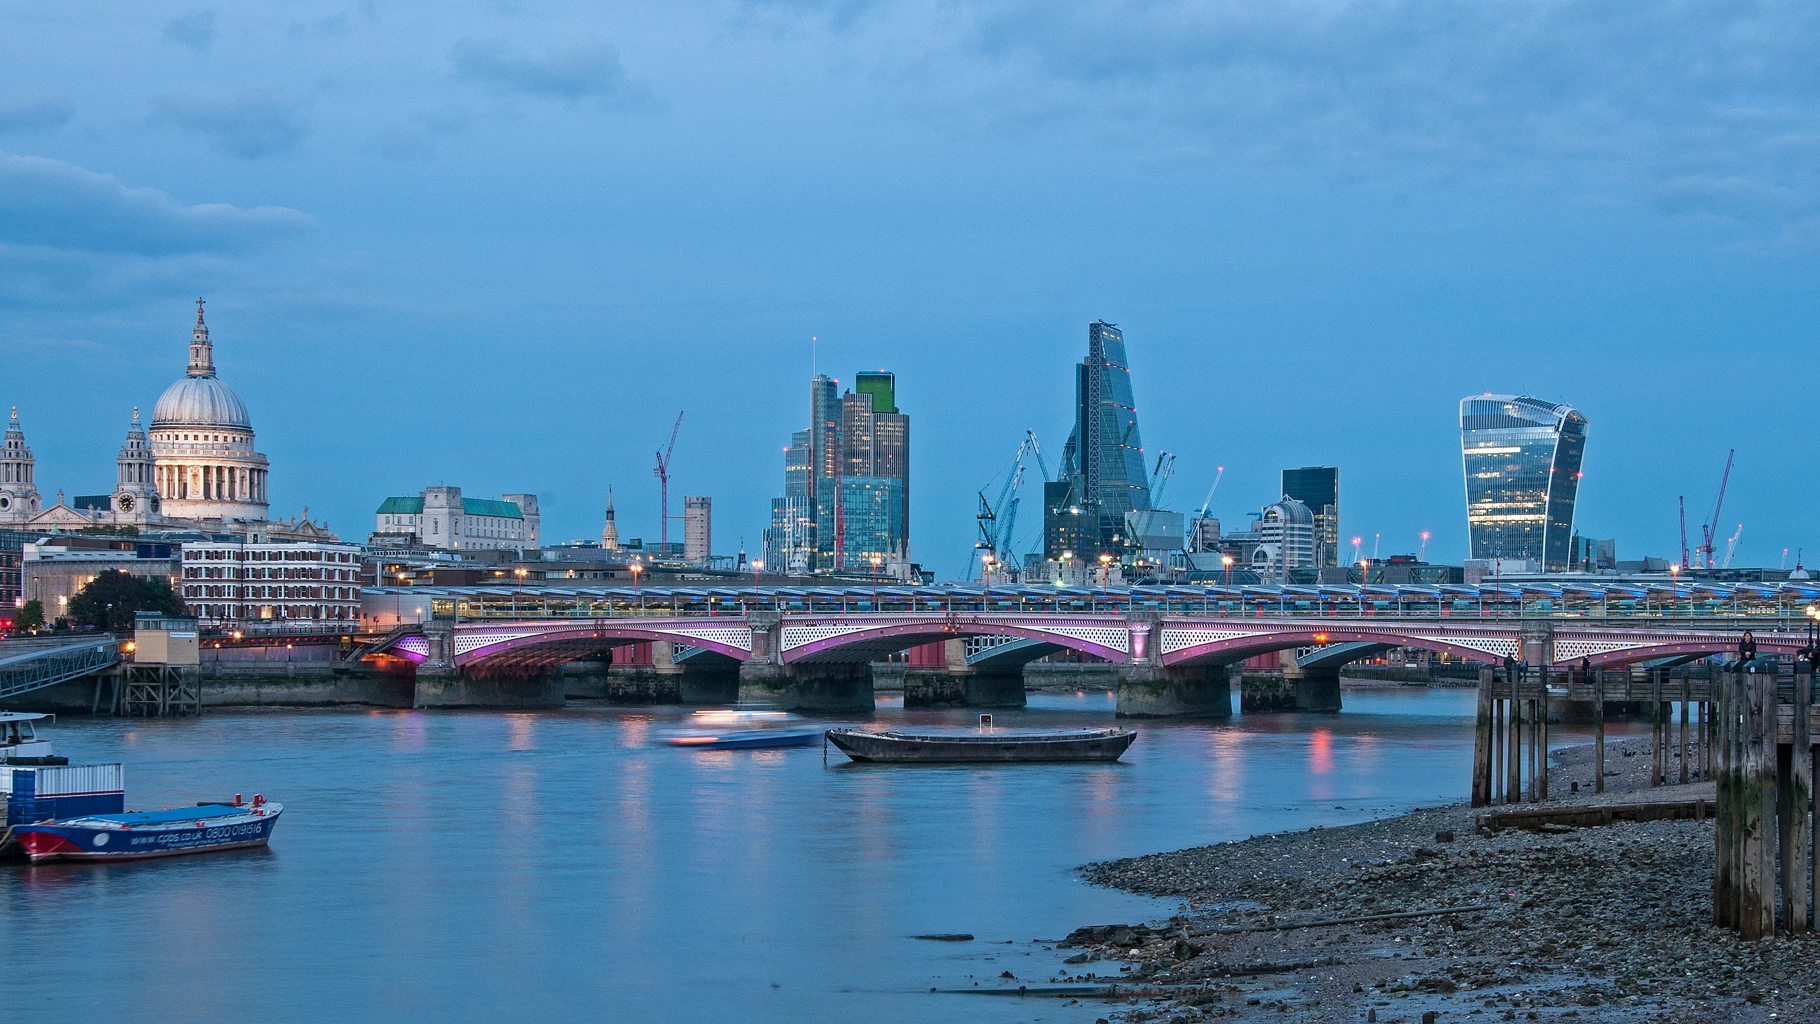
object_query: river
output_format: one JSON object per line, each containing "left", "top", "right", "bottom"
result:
{"left": 3, "top": 688, "right": 1557, "bottom": 1022}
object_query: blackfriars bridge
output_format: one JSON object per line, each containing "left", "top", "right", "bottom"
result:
{"left": 362, "top": 582, "right": 1819, "bottom": 714}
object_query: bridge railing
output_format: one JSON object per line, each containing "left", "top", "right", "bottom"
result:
{"left": 0, "top": 636, "right": 121, "bottom": 700}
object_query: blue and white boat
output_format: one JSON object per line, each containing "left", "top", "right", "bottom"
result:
{"left": 5, "top": 795, "right": 283, "bottom": 862}
{"left": 665, "top": 705, "right": 821, "bottom": 750}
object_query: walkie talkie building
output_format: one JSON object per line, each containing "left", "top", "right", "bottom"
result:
{"left": 1459, "top": 394, "right": 1588, "bottom": 571}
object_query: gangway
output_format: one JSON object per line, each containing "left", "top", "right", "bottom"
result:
{"left": 0, "top": 637, "right": 120, "bottom": 701}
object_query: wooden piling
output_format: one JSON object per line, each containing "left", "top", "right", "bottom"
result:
{"left": 1798, "top": 667, "right": 1814, "bottom": 934}
{"left": 1471, "top": 667, "right": 1493, "bottom": 807}
{"left": 1507, "top": 671, "right": 1522, "bottom": 805}
{"left": 1742, "top": 671, "right": 1777, "bottom": 941}
{"left": 1714, "top": 672, "right": 1734, "bottom": 928}
{"left": 1538, "top": 673, "right": 1549, "bottom": 801}
{"left": 1492, "top": 696, "right": 1503, "bottom": 804}
{"left": 1782, "top": 667, "right": 1810, "bottom": 934}
{"left": 1651, "top": 671, "right": 1664, "bottom": 787}
{"left": 1680, "top": 675, "right": 1691, "bottom": 786}
{"left": 1594, "top": 670, "right": 1606, "bottom": 795}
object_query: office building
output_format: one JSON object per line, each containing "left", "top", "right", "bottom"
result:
{"left": 1280, "top": 466, "right": 1340, "bottom": 567}
{"left": 373, "top": 487, "right": 540, "bottom": 552}
{"left": 770, "top": 371, "right": 912, "bottom": 577}
{"left": 683, "top": 495, "right": 711, "bottom": 563}
{"left": 1459, "top": 394, "right": 1588, "bottom": 571}
{"left": 1253, "top": 497, "right": 1316, "bottom": 583}
{"left": 1049, "top": 321, "right": 1150, "bottom": 560}
{"left": 178, "top": 537, "right": 363, "bottom": 625}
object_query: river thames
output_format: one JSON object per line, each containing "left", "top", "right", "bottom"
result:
{"left": 2, "top": 689, "right": 1575, "bottom": 1022}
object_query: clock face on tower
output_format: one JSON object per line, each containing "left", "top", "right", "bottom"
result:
{"left": 116, "top": 493, "right": 135, "bottom": 512}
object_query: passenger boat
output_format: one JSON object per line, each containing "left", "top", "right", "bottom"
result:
{"left": 824, "top": 725, "right": 1137, "bottom": 763}
{"left": 665, "top": 705, "right": 821, "bottom": 750}
{"left": 3, "top": 795, "right": 282, "bottom": 862}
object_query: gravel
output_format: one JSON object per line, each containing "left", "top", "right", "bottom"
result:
{"left": 1068, "top": 738, "right": 1819, "bottom": 1022}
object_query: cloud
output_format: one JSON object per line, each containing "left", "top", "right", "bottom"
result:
{"left": 450, "top": 37, "right": 646, "bottom": 103}
{"left": 0, "top": 150, "right": 312, "bottom": 256}
{"left": 149, "top": 92, "right": 313, "bottom": 158}
{"left": 748, "top": 0, "right": 1820, "bottom": 226}
{"left": 370, "top": 108, "right": 473, "bottom": 160}
{"left": 1655, "top": 175, "right": 1804, "bottom": 221}
{"left": 163, "top": 9, "right": 218, "bottom": 51}
{"left": 0, "top": 94, "right": 74, "bottom": 134}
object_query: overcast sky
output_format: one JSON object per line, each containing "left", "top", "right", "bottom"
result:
{"left": 3, "top": 1, "right": 1817, "bottom": 576}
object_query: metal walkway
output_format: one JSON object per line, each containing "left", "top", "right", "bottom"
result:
{"left": 0, "top": 636, "right": 121, "bottom": 701}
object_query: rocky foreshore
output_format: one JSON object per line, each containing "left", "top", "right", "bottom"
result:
{"left": 1068, "top": 738, "right": 1820, "bottom": 1022}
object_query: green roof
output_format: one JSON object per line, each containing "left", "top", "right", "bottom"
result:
{"left": 375, "top": 496, "right": 524, "bottom": 520}
{"left": 462, "top": 498, "right": 523, "bottom": 519}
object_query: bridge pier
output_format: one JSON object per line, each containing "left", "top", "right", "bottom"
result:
{"left": 1115, "top": 663, "right": 1232, "bottom": 718}
{"left": 738, "top": 661, "right": 874, "bottom": 712}
{"left": 903, "top": 640, "right": 1026, "bottom": 708}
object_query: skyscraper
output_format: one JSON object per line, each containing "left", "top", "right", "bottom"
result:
{"left": 769, "top": 371, "right": 911, "bottom": 576}
{"left": 1281, "top": 466, "right": 1340, "bottom": 567}
{"left": 1459, "top": 394, "right": 1588, "bottom": 571}
{"left": 1049, "top": 321, "right": 1150, "bottom": 559}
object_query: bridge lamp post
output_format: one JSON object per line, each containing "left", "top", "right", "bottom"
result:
{"left": 1099, "top": 553, "right": 1112, "bottom": 606}
{"left": 513, "top": 567, "right": 529, "bottom": 619}
{"left": 979, "top": 554, "right": 992, "bottom": 609}
{"left": 751, "top": 559, "right": 763, "bottom": 592}
{"left": 871, "top": 554, "right": 883, "bottom": 608}
{"left": 629, "top": 563, "right": 643, "bottom": 610}
{"left": 1222, "top": 553, "right": 1233, "bottom": 589}
{"left": 1669, "top": 563, "right": 1680, "bottom": 622}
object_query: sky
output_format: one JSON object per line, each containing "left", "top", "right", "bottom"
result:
{"left": 3, "top": 1, "right": 1817, "bottom": 578}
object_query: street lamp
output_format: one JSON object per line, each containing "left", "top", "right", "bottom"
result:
{"left": 871, "top": 554, "right": 883, "bottom": 607}
{"left": 1669, "top": 562, "right": 1681, "bottom": 621}
{"left": 752, "top": 558, "right": 763, "bottom": 589}
{"left": 513, "top": 567, "right": 529, "bottom": 618}
{"left": 1099, "top": 552, "right": 1112, "bottom": 604}
{"left": 1221, "top": 553, "right": 1234, "bottom": 588}
{"left": 629, "top": 562, "right": 643, "bottom": 607}
{"left": 979, "top": 554, "right": 993, "bottom": 609}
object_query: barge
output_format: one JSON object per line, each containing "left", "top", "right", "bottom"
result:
{"left": 825, "top": 726, "right": 1136, "bottom": 764}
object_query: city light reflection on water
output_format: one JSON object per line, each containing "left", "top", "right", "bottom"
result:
{"left": 5, "top": 689, "right": 1491, "bottom": 1023}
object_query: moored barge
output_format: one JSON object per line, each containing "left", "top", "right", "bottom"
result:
{"left": 825, "top": 726, "right": 1136, "bottom": 764}
{"left": 3, "top": 795, "right": 283, "bottom": 862}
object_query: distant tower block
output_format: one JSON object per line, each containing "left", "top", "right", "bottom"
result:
{"left": 601, "top": 487, "right": 620, "bottom": 550}
{"left": 683, "top": 495, "right": 711, "bottom": 564}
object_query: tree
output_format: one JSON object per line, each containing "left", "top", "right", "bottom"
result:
{"left": 16, "top": 598, "right": 44, "bottom": 633}
{"left": 66, "top": 570, "right": 184, "bottom": 631}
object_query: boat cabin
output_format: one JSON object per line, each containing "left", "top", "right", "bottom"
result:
{"left": 1, "top": 712, "right": 55, "bottom": 761}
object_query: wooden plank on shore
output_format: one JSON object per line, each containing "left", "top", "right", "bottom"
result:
{"left": 1478, "top": 801, "right": 1717, "bottom": 833}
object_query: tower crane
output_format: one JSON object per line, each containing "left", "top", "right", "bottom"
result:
{"left": 653, "top": 411, "right": 683, "bottom": 549}
{"left": 1148, "top": 452, "right": 1176, "bottom": 508}
{"left": 1678, "top": 496, "right": 1690, "bottom": 569}
{"left": 1722, "top": 524, "right": 1744, "bottom": 569}
{"left": 1197, "top": 467, "right": 1225, "bottom": 518}
{"left": 1697, "top": 449, "right": 1735, "bottom": 569}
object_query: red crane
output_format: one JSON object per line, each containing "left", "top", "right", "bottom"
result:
{"left": 1697, "top": 449, "right": 1735, "bottom": 569}
{"left": 653, "top": 411, "right": 684, "bottom": 549}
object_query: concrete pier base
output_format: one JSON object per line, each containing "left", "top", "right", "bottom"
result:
{"left": 903, "top": 668, "right": 1026, "bottom": 708}
{"left": 1239, "top": 673, "right": 1296, "bottom": 712}
{"left": 1289, "top": 667, "right": 1342, "bottom": 713}
{"left": 413, "top": 668, "right": 566, "bottom": 709}
{"left": 1116, "top": 663, "right": 1232, "bottom": 718}
{"left": 738, "top": 661, "right": 874, "bottom": 712}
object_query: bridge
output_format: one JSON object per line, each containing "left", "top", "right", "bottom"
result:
{"left": 0, "top": 636, "right": 121, "bottom": 702}
{"left": 362, "top": 582, "right": 1819, "bottom": 713}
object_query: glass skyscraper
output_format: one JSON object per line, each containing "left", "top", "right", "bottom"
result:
{"left": 1459, "top": 394, "right": 1588, "bottom": 571}
{"left": 1050, "top": 321, "right": 1151, "bottom": 558}
{"left": 767, "top": 371, "right": 911, "bottom": 575}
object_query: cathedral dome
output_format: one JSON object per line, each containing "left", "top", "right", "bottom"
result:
{"left": 152, "top": 374, "right": 252, "bottom": 430}
{"left": 150, "top": 300, "right": 253, "bottom": 431}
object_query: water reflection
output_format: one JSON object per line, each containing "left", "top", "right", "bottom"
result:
{"left": 4, "top": 690, "right": 1488, "bottom": 1024}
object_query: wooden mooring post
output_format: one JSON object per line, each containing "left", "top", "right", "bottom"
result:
{"left": 1712, "top": 666, "right": 1816, "bottom": 939}
{"left": 1594, "top": 668, "right": 1606, "bottom": 794}
{"left": 1507, "top": 668, "right": 1522, "bottom": 805}
{"left": 1471, "top": 666, "right": 1494, "bottom": 807}
{"left": 1680, "top": 673, "right": 1691, "bottom": 785}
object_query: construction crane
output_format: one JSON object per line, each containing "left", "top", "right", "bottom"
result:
{"left": 974, "top": 433, "right": 1054, "bottom": 577}
{"left": 1678, "top": 497, "right": 1690, "bottom": 569}
{"left": 1026, "top": 429, "right": 1053, "bottom": 483}
{"left": 1148, "top": 452, "right": 1176, "bottom": 508}
{"left": 1697, "top": 449, "right": 1736, "bottom": 569}
{"left": 1722, "top": 524, "right": 1744, "bottom": 569}
{"left": 1197, "top": 467, "right": 1225, "bottom": 518}
{"left": 653, "top": 411, "right": 683, "bottom": 549}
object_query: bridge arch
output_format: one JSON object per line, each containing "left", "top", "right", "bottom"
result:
{"left": 1160, "top": 626, "right": 1513, "bottom": 668}
{"left": 1566, "top": 634, "right": 1805, "bottom": 669}
{"left": 451, "top": 622, "right": 754, "bottom": 669}
{"left": 780, "top": 619, "right": 1131, "bottom": 664}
